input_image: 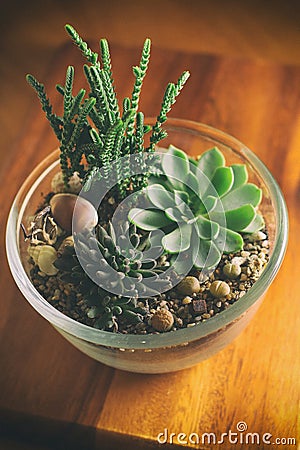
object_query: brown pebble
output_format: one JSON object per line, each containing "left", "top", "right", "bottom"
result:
{"left": 192, "top": 299, "right": 207, "bottom": 314}
{"left": 50, "top": 193, "right": 98, "bottom": 233}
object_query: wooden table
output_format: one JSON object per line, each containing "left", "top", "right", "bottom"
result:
{"left": 1, "top": 43, "right": 299, "bottom": 449}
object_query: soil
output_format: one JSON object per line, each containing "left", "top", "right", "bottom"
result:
{"left": 28, "top": 195, "right": 269, "bottom": 334}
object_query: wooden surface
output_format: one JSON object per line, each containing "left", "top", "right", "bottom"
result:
{"left": 1, "top": 0, "right": 300, "bottom": 158}
{"left": 1, "top": 41, "right": 300, "bottom": 450}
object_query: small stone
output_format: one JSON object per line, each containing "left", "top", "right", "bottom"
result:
{"left": 182, "top": 296, "right": 192, "bottom": 305}
{"left": 177, "top": 276, "right": 201, "bottom": 296}
{"left": 151, "top": 309, "right": 174, "bottom": 332}
{"left": 202, "top": 313, "right": 211, "bottom": 319}
{"left": 175, "top": 317, "right": 183, "bottom": 327}
{"left": 192, "top": 299, "right": 207, "bottom": 314}
{"left": 108, "top": 196, "right": 115, "bottom": 205}
{"left": 240, "top": 273, "right": 248, "bottom": 281}
{"left": 231, "top": 256, "right": 246, "bottom": 266}
{"left": 245, "top": 231, "right": 267, "bottom": 242}
{"left": 209, "top": 280, "right": 230, "bottom": 298}
{"left": 223, "top": 263, "right": 241, "bottom": 279}
{"left": 50, "top": 193, "right": 98, "bottom": 233}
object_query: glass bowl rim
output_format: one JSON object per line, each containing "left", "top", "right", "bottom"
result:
{"left": 6, "top": 118, "right": 289, "bottom": 349}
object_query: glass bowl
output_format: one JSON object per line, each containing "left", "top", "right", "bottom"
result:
{"left": 6, "top": 118, "right": 288, "bottom": 373}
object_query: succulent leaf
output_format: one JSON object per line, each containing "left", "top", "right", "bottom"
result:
{"left": 195, "top": 216, "right": 220, "bottom": 240}
{"left": 128, "top": 208, "right": 172, "bottom": 230}
{"left": 189, "top": 157, "right": 198, "bottom": 173}
{"left": 183, "top": 171, "right": 200, "bottom": 198}
{"left": 197, "top": 146, "right": 225, "bottom": 180}
{"left": 165, "top": 206, "right": 186, "bottom": 223}
{"left": 202, "top": 195, "right": 218, "bottom": 214}
{"left": 210, "top": 166, "right": 234, "bottom": 197}
{"left": 162, "top": 223, "right": 192, "bottom": 253}
{"left": 220, "top": 183, "right": 262, "bottom": 210}
{"left": 214, "top": 226, "right": 244, "bottom": 253}
{"left": 224, "top": 204, "right": 256, "bottom": 231}
{"left": 146, "top": 184, "right": 175, "bottom": 209}
{"left": 174, "top": 190, "right": 190, "bottom": 205}
{"left": 192, "top": 238, "right": 221, "bottom": 269}
{"left": 230, "top": 164, "right": 248, "bottom": 189}
{"left": 161, "top": 145, "right": 190, "bottom": 190}
{"left": 242, "top": 213, "right": 265, "bottom": 233}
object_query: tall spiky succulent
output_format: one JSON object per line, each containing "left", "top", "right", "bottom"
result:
{"left": 129, "top": 145, "right": 264, "bottom": 271}
{"left": 26, "top": 24, "right": 190, "bottom": 196}
{"left": 54, "top": 221, "right": 172, "bottom": 330}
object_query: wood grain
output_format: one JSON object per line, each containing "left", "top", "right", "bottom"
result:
{"left": 1, "top": 43, "right": 300, "bottom": 449}
{"left": 1, "top": 0, "right": 300, "bottom": 161}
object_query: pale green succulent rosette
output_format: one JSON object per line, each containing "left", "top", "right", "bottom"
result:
{"left": 129, "top": 145, "right": 264, "bottom": 272}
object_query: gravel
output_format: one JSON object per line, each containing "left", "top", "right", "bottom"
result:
{"left": 30, "top": 230, "right": 270, "bottom": 334}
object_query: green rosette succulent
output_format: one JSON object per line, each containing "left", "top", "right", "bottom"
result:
{"left": 54, "top": 221, "right": 172, "bottom": 330}
{"left": 128, "top": 145, "right": 264, "bottom": 271}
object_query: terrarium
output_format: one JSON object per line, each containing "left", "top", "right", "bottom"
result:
{"left": 6, "top": 25, "right": 288, "bottom": 373}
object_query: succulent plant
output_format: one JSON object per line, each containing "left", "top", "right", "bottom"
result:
{"left": 27, "top": 24, "right": 189, "bottom": 197}
{"left": 54, "top": 237, "right": 142, "bottom": 330}
{"left": 128, "top": 145, "right": 264, "bottom": 271}
{"left": 74, "top": 221, "right": 173, "bottom": 297}
{"left": 54, "top": 221, "right": 172, "bottom": 330}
